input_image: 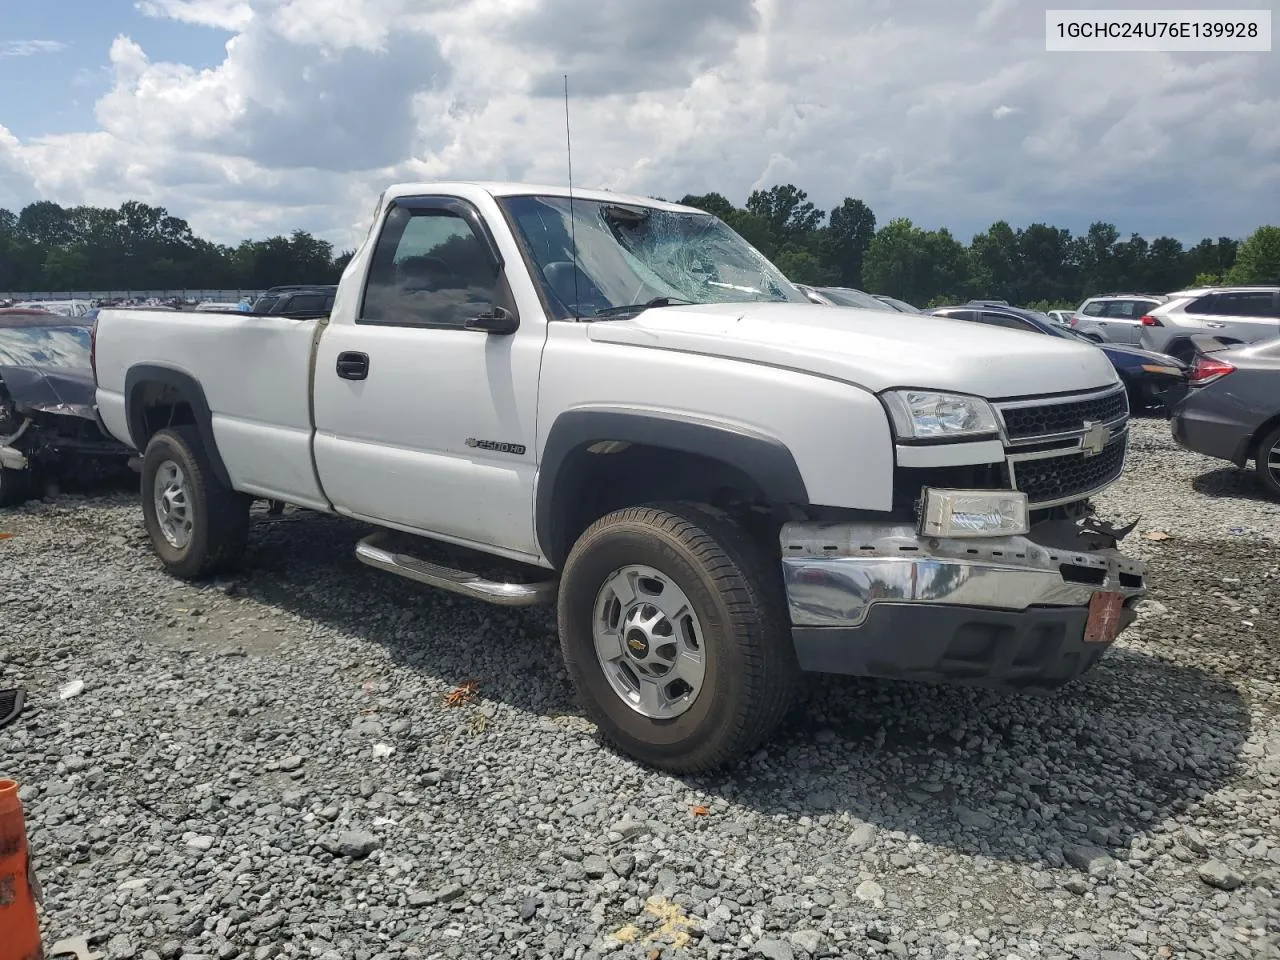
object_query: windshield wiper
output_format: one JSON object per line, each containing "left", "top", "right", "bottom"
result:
{"left": 590, "top": 297, "right": 694, "bottom": 319}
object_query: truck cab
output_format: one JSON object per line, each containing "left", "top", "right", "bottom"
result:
{"left": 92, "top": 181, "right": 1147, "bottom": 772}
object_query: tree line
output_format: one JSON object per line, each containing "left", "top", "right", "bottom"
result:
{"left": 676, "top": 187, "right": 1279, "bottom": 309}
{"left": 3, "top": 191, "right": 1278, "bottom": 308}
{"left": 0, "top": 200, "right": 349, "bottom": 293}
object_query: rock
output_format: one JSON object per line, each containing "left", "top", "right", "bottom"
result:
{"left": 847, "top": 824, "right": 877, "bottom": 850}
{"left": 434, "top": 882, "right": 465, "bottom": 903}
{"left": 1198, "top": 860, "right": 1243, "bottom": 891}
{"left": 184, "top": 834, "right": 215, "bottom": 852}
{"left": 610, "top": 819, "right": 647, "bottom": 840}
{"left": 278, "top": 754, "right": 304, "bottom": 771}
{"left": 1181, "top": 825, "right": 1209, "bottom": 854}
{"left": 1064, "top": 844, "right": 1116, "bottom": 877}
{"left": 519, "top": 896, "right": 539, "bottom": 920}
{"left": 610, "top": 853, "right": 636, "bottom": 878}
{"left": 108, "top": 935, "right": 138, "bottom": 959}
{"left": 954, "top": 806, "right": 994, "bottom": 831}
{"left": 407, "top": 891, "right": 433, "bottom": 907}
{"left": 855, "top": 880, "right": 884, "bottom": 902}
{"left": 583, "top": 854, "right": 609, "bottom": 878}
{"left": 790, "top": 930, "right": 826, "bottom": 955}
{"left": 753, "top": 938, "right": 795, "bottom": 960}
{"left": 323, "top": 830, "right": 380, "bottom": 859}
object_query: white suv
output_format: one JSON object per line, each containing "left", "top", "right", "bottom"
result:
{"left": 1070, "top": 294, "right": 1167, "bottom": 344}
{"left": 1137, "top": 286, "right": 1280, "bottom": 361}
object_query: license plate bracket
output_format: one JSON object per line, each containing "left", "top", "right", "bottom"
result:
{"left": 1084, "top": 591, "right": 1125, "bottom": 643}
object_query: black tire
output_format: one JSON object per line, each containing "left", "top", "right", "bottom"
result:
{"left": 557, "top": 501, "right": 799, "bottom": 773}
{"left": 1256, "top": 423, "right": 1280, "bottom": 500}
{"left": 140, "top": 426, "right": 251, "bottom": 579}
{"left": 0, "top": 466, "right": 29, "bottom": 507}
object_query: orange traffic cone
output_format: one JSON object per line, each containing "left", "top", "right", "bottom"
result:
{"left": 0, "top": 778, "right": 43, "bottom": 960}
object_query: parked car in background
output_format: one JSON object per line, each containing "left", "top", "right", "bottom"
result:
{"left": 251, "top": 285, "right": 337, "bottom": 318}
{"left": 0, "top": 309, "right": 132, "bottom": 505}
{"left": 1138, "top": 286, "right": 1280, "bottom": 362}
{"left": 795, "top": 284, "right": 897, "bottom": 311}
{"left": 1169, "top": 334, "right": 1280, "bottom": 498}
{"left": 927, "top": 303, "right": 1188, "bottom": 411}
{"left": 1070, "top": 294, "right": 1168, "bottom": 344}
{"left": 11, "top": 299, "right": 94, "bottom": 319}
{"left": 871, "top": 295, "right": 922, "bottom": 313}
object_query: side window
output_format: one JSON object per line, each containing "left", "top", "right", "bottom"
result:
{"left": 1188, "top": 294, "right": 1222, "bottom": 315}
{"left": 1081, "top": 300, "right": 1105, "bottom": 316}
{"left": 1101, "top": 300, "right": 1144, "bottom": 318}
{"left": 361, "top": 206, "right": 500, "bottom": 327}
{"left": 1216, "top": 292, "right": 1277, "bottom": 317}
{"left": 284, "top": 294, "right": 326, "bottom": 313}
{"left": 980, "top": 312, "right": 1036, "bottom": 331}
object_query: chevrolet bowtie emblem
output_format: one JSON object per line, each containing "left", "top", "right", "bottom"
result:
{"left": 1081, "top": 421, "right": 1109, "bottom": 457}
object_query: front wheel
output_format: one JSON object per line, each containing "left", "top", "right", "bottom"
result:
{"left": 1256, "top": 424, "right": 1280, "bottom": 500}
{"left": 140, "top": 426, "right": 251, "bottom": 579}
{"left": 557, "top": 502, "right": 798, "bottom": 773}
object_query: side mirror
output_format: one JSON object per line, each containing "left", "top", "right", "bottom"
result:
{"left": 464, "top": 305, "right": 518, "bottom": 335}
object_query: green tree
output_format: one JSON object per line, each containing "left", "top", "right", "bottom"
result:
{"left": 969, "top": 221, "right": 1020, "bottom": 301}
{"left": 863, "top": 218, "right": 973, "bottom": 305}
{"left": 745, "top": 185, "right": 824, "bottom": 250}
{"left": 1226, "top": 226, "right": 1280, "bottom": 284}
{"left": 821, "top": 198, "right": 876, "bottom": 287}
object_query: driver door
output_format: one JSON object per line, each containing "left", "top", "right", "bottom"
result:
{"left": 313, "top": 196, "right": 547, "bottom": 559}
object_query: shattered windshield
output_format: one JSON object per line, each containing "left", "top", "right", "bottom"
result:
{"left": 498, "top": 195, "right": 809, "bottom": 319}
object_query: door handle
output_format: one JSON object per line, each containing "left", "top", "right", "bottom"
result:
{"left": 336, "top": 351, "right": 369, "bottom": 380}
{"left": 1205, "top": 322, "right": 1227, "bottom": 329}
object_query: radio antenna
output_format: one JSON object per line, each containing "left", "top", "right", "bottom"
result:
{"left": 564, "top": 73, "right": 581, "bottom": 317}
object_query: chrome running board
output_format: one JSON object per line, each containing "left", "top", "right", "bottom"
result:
{"left": 355, "top": 531, "right": 557, "bottom": 607}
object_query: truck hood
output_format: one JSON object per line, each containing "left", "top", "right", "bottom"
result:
{"left": 585, "top": 302, "right": 1120, "bottom": 399}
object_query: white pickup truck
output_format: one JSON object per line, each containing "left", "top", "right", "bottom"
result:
{"left": 92, "top": 181, "right": 1148, "bottom": 771}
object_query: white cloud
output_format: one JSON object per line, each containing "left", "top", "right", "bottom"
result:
{"left": 135, "top": 0, "right": 254, "bottom": 31}
{"left": 0, "top": 40, "right": 68, "bottom": 57}
{"left": 1, "top": 0, "right": 1277, "bottom": 251}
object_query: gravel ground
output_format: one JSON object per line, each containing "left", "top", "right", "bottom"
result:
{"left": 2, "top": 415, "right": 1278, "bottom": 960}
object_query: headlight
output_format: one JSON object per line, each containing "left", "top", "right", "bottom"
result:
{"left": 881, "top": 389, "right": 999, "bottom": 440}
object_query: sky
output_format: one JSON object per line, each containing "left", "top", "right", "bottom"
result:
{"left": 0, "top": 0, "right": 1276, "bottom": 252}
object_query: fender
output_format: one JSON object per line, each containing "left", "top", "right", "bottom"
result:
{"left": 123, "top": 364, "right": 232, "bottom": 488}
{"left": 536, "top": 407, "right": 809, "bottom": 563}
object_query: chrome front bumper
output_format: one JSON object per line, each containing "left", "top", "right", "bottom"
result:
{"left": 780, "top": 521, "right": 1148, "bottom": 689}
{"left": 781, "top": 521, "right": 1146, "bottom": 628}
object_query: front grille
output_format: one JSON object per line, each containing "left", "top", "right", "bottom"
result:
{"left": 1012, "top": 435, "right": 1127, "bottom": 506}
{"left": 1000, "top": 389, "right": 1128, "bottom": 441}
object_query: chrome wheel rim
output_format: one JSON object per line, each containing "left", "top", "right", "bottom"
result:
{"left": 592, "top": 564, "right": 706, "bottom": 719}
{"left": 153, "top": 459, "right": 193, "bottom": 549}
{"left": 1268, "top": 438, "right": 1280, "bottom": 486}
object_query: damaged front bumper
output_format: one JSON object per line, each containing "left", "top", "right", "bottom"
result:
{"left": 780, "top": 514, "right": 1147, "bottom": 691}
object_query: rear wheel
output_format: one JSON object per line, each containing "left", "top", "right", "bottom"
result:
{"left": 557, "top": 501, "right": 798, "bottom": 773}
{"left": 1256, "top": 424, "right": 1280, "bottom": 500}
{"left": 140, "top": 426, "right": 251, "bottom": 578}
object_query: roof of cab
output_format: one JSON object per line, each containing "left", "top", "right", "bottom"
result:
{"left": 381, "top": 181, "right": 705, "bottom": 215}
